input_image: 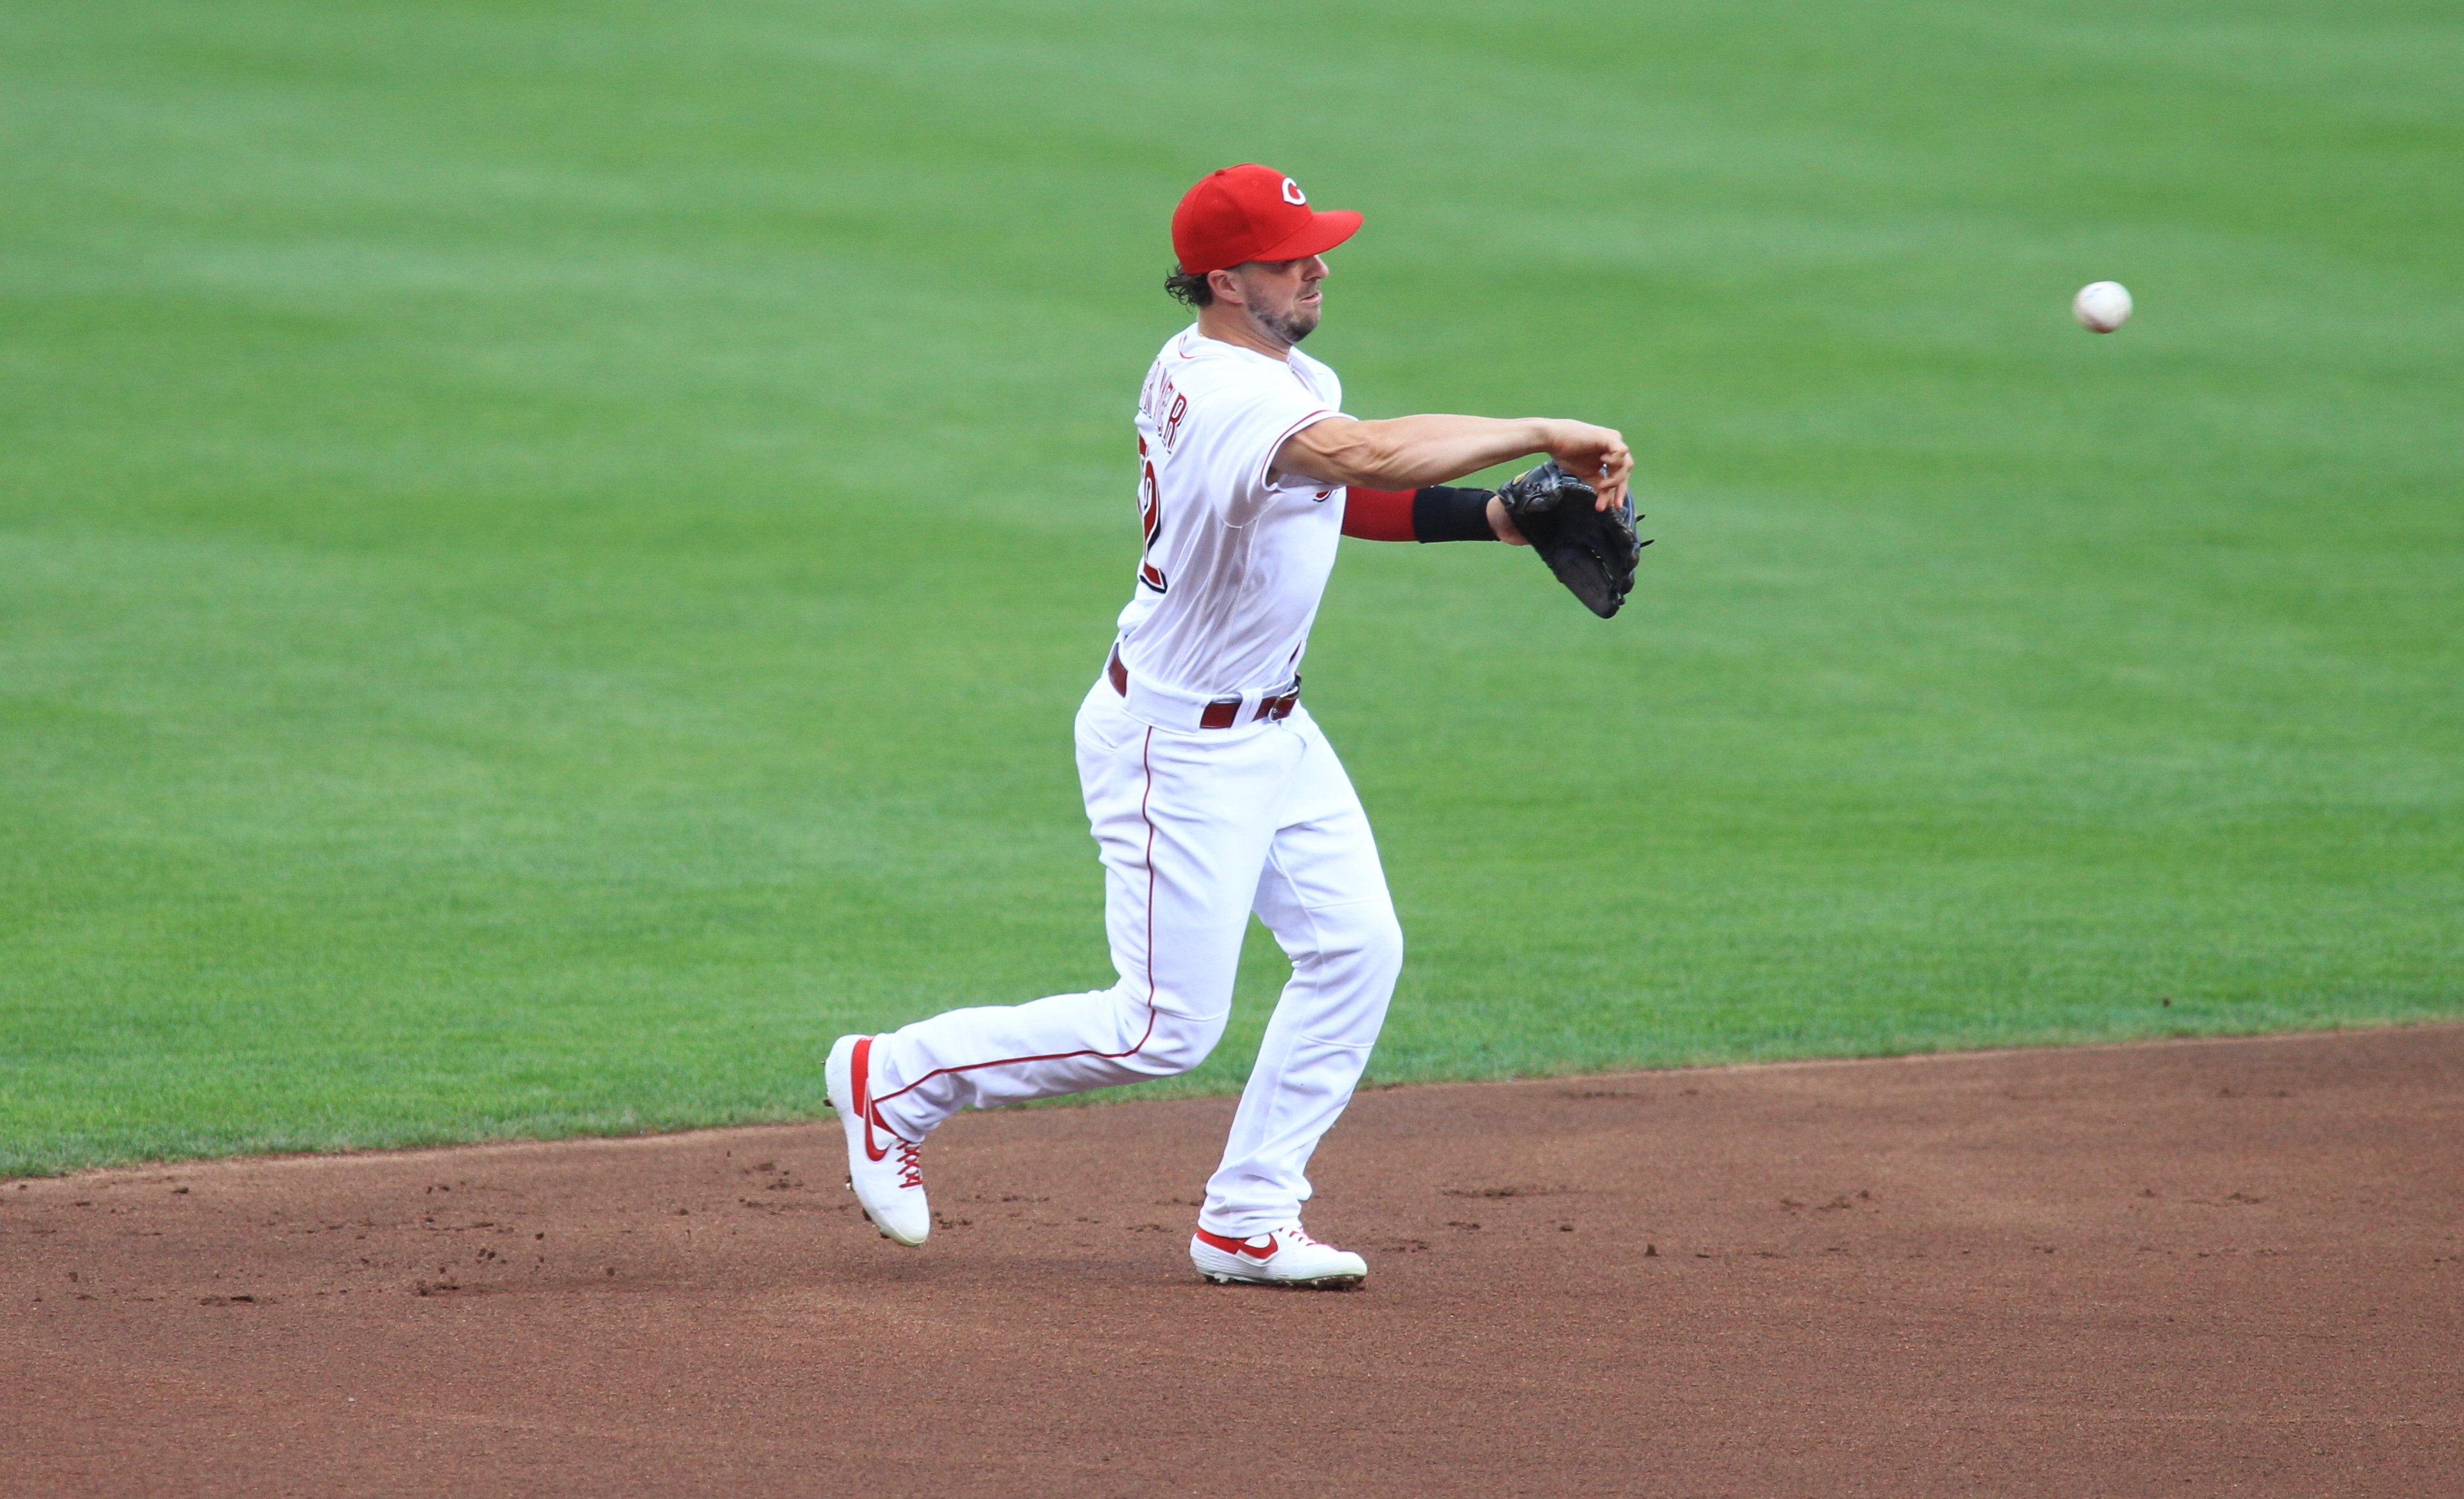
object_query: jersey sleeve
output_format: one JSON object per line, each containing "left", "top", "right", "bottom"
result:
{"left": 1202, "top": 377, "right": 1343, "bottom": 525}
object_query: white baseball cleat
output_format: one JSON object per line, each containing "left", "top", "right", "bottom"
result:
{"left": 1190, "top": 1223, "right": 1367, "bottom": 1289}
{"left": 825, "top": 1034, "right": 929, "bottom": 1246}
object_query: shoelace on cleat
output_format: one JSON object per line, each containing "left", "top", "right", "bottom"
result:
{"left": 894, "top": 1136, "right": 923, "bottom": 1190}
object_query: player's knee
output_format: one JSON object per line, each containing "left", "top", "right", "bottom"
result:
{"left": 1134, "top": 1006, "right": 1226, "bottom": 1077}
{"left": 1327, "top": 901, "right": 1404, "bottom": 985}
{"left": 1368, "top": 906, "right": 1404, "bottom": 977}
{"left": 1103, "top": 981, "right": 1227, "bottom": 1077}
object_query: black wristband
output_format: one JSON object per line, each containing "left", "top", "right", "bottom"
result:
{"left": 1411, "top": 485, "right": 1498, "bottom": 543}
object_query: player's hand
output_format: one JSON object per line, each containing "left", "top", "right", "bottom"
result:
{"left": 1539, "top": 421, "right": 1632, "bottom": 510}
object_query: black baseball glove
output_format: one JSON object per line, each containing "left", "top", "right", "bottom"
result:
{"left": 1492, "top": 461, "right": 1647, "bottom": 618}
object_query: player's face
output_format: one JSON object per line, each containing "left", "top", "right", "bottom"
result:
{"left": 1233, "top": 255, "right": 1329, "bottom": 346}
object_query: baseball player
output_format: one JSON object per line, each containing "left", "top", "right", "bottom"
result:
{"left": 827, "top": 163, "right": 1642, "bottom": 1288}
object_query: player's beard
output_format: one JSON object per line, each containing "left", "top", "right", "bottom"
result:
{"left": 1251, "top": 298, "right": 1319, "bottom": 346}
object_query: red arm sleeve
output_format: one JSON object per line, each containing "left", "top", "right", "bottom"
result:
{"left": 1339, "top": 487, "right": 1417, "bottom": 543}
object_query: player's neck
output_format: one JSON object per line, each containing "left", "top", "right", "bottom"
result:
{"left": 1193, "top": 305, "right": 1292, "bottom": 362}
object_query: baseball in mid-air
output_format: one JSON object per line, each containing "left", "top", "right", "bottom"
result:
{"left": 2073, "top": 280, "right": 2133, "bottom": 333}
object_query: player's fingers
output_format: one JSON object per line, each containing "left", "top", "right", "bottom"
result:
{"left": 1597, "top": 449, "right": 1633, "bottom": 508}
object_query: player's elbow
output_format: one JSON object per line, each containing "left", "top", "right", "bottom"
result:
{"left": 1334, "top": 424, "right": 1421, "bottom": 488}
{"left": 1285, "top": 421, "right": 1398, "bottom": 489}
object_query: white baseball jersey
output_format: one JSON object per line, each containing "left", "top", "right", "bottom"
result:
{"left": 1116, "top": 327, "right": 1348, "bottom": 699}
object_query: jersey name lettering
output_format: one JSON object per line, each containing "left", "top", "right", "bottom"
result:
{"left": 1139, "top": 367, "right": 1192, "bottom": 453}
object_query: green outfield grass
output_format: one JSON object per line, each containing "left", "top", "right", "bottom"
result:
{"left": 4, "top": 0, "right": 2458, "bottom": 1175}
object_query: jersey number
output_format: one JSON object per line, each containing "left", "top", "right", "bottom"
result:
{"left": 1136, "top": 440, "right": 1168, "bottom": 593}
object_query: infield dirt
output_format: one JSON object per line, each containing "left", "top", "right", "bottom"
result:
{"left": 6, "top": 1026, "right": 2459, "bottom": 1497}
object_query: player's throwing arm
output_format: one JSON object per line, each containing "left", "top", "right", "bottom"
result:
{"left": 1280, "top": 413, "right": 1649, "bottom": 618}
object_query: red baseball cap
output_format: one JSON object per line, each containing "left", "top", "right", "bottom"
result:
{"left": 1172, "top": 165, "right": 1363, "bottom": 275}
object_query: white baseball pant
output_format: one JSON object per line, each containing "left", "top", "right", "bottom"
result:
{"left": 867, "top": 676, "right": 1403, "bottom": 1237}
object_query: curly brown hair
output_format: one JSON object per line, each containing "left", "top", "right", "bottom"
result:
{"left": 1164, "top": 267, "right": 1213, "bottom": 308}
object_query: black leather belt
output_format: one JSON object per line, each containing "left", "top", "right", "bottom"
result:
{"left": 1109, "top": 649, "right": 1298, "bottom": 730}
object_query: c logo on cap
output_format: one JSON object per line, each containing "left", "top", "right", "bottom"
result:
{"left": 1281, "top": 177, "right": 1307, "bottom": 206}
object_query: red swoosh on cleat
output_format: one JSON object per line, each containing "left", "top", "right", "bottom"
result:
{"left": 1194, "top": 1227, "right": 1276, "bottom": 1261}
